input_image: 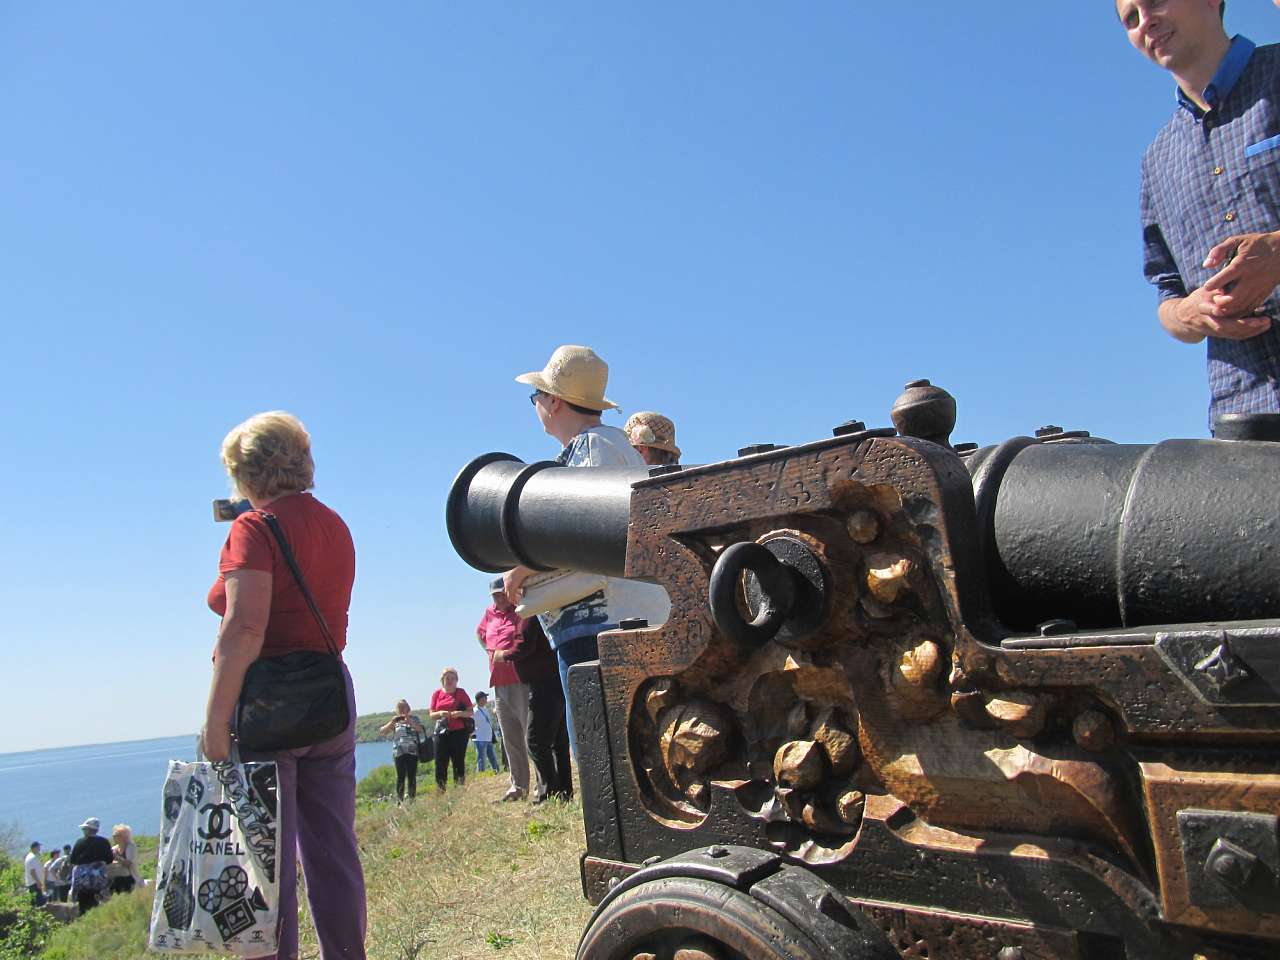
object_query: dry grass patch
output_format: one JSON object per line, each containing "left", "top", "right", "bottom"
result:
{"left": 37, "top": 770, "right": 593, "bottom": 960}
{"left": 302, "top": 771, "right": 593, "bottom": 960}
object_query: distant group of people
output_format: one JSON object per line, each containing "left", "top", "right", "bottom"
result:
{"left": 377, "top": 667, "right": 498, "bottom": 801}
{"left": 198, "top": 342, "right": 677, "bottom": 960}
{"left": 24, "top": 818, "right": 141, "bottom": 915}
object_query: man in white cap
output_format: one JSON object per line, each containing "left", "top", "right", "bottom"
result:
{"left": 505, "top": 345, "right": 670, "bottom": 755}
{"left": 476, "top": 577, "right": 539, "bottom": 801}
{"left": 68, "top": 816, "right": 114, "bottom": 914}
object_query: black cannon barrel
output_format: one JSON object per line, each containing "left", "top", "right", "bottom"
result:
{"left": 448, "top": 438, "right": 1280, "bottom": 632}
{"left": 971, "top": 438, "right": 1280, "bottom": 629}
{"left": 446, "top": 453, "right": 646, "bottom": 577}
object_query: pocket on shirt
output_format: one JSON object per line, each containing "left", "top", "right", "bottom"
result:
{"left": 1245, "top": 134, "right": 1280, "bottom": 159}
{"left": 1244, "top": 145, "right": 1280, "bottom": 215}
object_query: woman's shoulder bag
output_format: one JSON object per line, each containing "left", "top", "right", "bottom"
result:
{"left": 235, "top": 512, "right": 350, "bottom": 752}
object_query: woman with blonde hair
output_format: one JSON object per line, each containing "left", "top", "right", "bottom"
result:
{"left": 202, "top": 410, "right": 366, "bottom": 960}
{"left": 107, "top": 824, "right": 140, "bottom": 894}
{"left": 378, "top": 699, "right": 426, "bottom": 802}
{"left": 429, "top": 667, "right": 473, "bottom": 792}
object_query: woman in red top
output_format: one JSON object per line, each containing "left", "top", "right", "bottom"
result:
{"left": 203, "top": 411, "right": 366, "bottom": 960}
{"left": 429, "top": 667, "right": 473, "bottom": 792}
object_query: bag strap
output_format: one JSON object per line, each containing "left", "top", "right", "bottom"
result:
{"left": 259, "top": 511, "right": 340, "bottom": 658}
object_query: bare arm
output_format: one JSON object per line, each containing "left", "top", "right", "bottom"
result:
{"left": 503, "top": 565, "right": 536, "bottom": 603}
{"left": 1158, "top": 289, "right": 1271, "bottom": 344}
{"left": 203, "top": 569, "right": 271, "bottom": 761}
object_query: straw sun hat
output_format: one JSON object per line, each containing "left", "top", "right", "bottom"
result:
{"left": 624, "top": 411, "right": 681, "bottom": 457}
{"left": 515, "top": 345, "right": 618, "bottom": 412}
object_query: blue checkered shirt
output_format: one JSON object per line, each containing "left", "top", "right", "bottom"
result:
{"left": 1141, "top": 35, "right": 1280, "bottom": 424}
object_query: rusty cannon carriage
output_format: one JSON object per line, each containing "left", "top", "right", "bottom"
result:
{"left": 446, "top": 381, "right": 1280, "bottom": 960}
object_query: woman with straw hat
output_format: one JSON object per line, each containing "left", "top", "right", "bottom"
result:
{"left": 624, "top": 411, "right": 681, "bottom": 466}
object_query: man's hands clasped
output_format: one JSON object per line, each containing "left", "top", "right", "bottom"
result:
{"left": 1169, "top": 230, "right": 1280, "bottom": 343}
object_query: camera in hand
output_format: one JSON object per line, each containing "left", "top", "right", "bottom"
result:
{"left": 212, "top": 498, "right": 253, "bottom": 522}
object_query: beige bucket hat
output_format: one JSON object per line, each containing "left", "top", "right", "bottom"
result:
{"left": 515, "top": 345, "right": 618, "bottom": 411}
{"left": 624, "top": 411, "right": 681, "bottom": 457}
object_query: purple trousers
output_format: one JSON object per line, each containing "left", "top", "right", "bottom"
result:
{"left": 241, "top": 664, "right": 366, "bottom": 960}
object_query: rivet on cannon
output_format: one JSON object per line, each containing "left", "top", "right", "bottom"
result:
{"left": 1072, "top": 710, "right": 1115, "bottom": 752}
{"left": 737, "top": 443, "right": 782, "bottom": 457}
{"left": 1206, "top": 838, "right": 1258, "bottom": 890}
{"left": 705, "top": 845, "right": 729, "bottom": 859}
{"left": 846, "top": 510, "right": 880, "bottom": 544}
{"left": 997, "top": 948, "right": 1025, "bottom": 960}
{"left": 831, "top": 419, "right": 867, "bottom": 437}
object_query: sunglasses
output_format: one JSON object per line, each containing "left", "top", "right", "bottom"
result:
{"left": 529, "top": 390, "right": 547, "bottom": 406}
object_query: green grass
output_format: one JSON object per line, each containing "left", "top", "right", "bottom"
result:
{"left": 39, "top": 890, "right": 152, "bottom": 960}
{"left": 30, "top": 766, "right": 591, "bottom": 960}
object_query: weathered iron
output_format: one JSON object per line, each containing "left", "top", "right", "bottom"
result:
{"left": 447, "top": 382, "right": 1280, "bottom": 960}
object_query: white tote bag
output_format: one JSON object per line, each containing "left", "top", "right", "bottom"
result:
{"left": 148, "top": 758, "right": 281, "bottom": 956}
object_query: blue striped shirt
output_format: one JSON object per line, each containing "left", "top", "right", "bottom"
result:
{"left": 1140, "top": 35, "right": 1280, "bottom": 424}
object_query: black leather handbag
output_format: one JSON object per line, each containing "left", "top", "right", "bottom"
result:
{"left": 235, "top": 511, "right": 350, "bottom": 752}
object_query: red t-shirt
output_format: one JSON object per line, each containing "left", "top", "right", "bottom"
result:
{"left": 207, "top": 492, "right": 355, "bottom": 658}
{"left": 476, "top": 605, "right": 522, "bottom": 687}
{"left": 431, "top": 688, "right": 473, "bottom": 732}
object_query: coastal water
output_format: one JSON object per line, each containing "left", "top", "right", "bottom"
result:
{"left": 0, "top": 735, "right": 394, "bottom": 852}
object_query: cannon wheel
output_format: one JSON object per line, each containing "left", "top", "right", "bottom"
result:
{"left": 576, "top": 874, "right": 829, "bottom": 960}
{"left": 577, "top": 848, "right": 899, "bottom": 960}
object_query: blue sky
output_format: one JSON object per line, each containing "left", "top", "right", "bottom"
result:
{"left": 2, "top": 2, "right": 1276, "bottom": 754}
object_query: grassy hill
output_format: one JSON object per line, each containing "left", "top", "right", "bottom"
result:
{"left": 356, "top": 711, "right": 399, "bottom": 743}
{"left": 29, "top": 760, "right": 591, "bottom": 960}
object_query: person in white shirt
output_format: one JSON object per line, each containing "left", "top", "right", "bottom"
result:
{"left": 23, "top": 841, "right": 46, "bottom": 906}
{"left": 472, "top": 691, "right": 499, "bottom": 772}
{"left": 45, "top": 849, "right": 70, "bottom": 902}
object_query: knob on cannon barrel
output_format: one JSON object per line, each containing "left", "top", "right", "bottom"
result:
{"left": 445, "top": 453, "right": 646, "bottom": 577}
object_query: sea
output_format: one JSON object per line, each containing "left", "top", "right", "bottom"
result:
{"left": 0, "top": 735, "right": 394, "bottom": 853}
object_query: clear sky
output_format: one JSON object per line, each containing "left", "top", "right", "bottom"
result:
{"left": 2, "top": 2, "right": 1276, "bottom": 755}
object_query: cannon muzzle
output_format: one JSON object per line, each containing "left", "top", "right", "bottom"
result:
{"left": 446, "top": 453, "right": 647, "bottom": 578}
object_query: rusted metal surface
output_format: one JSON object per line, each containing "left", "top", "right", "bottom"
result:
{"left": 581, "top": 856, "right": 639, "bottom": 906}
{"left": 852, "top": 900, "right": 1088, "bottom": 960}
{"left": 448, "top": 381, "right": 1280, "bottom": 959}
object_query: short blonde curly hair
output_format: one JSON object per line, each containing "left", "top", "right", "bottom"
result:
{"left": 221, "top": 411, "right": 315, "bottom": 501}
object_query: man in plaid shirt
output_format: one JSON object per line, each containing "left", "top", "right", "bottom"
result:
{"left": 1121, "top": 0, "right": 1280, "bottom": 426}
